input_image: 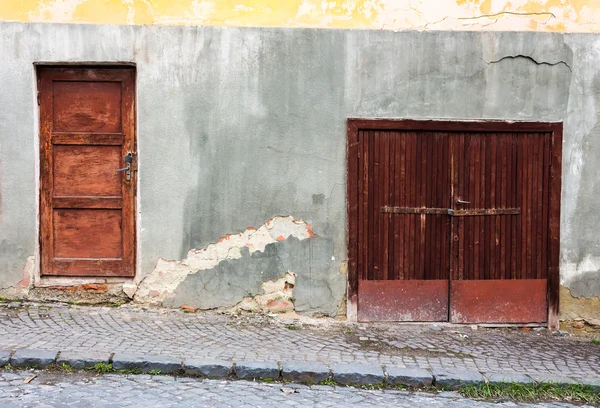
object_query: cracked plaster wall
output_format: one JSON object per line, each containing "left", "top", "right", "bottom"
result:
{"left": 1, "top": 1, "right": 600, "bottom": 32}
{"left": 0, "top": 23, "right": 600, "bottom": 319}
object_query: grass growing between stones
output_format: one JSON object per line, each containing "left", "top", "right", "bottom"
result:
{"left": 460, "top": 382, "right": 600, "bottom": 404}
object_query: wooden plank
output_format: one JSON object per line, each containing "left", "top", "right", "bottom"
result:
{"left": 548, "top": 125, "right": 563, "bottom": 327}
{"left": 408, "top": 132, "right": 416, "bottom": 281}
{"left": 367, "top": 131, "right": 375, "bottom": 280}
{"left": 376, "top": 131, "right": 385, "bottom": 280}
{"left": 457, "top": 132, "right": 465, "bottom": 280}
{"left": 397, "top": 131, "right": 406, "bottom": 280}
{"left": 44, "top": 259, "right": 130, "bottom": 277}
{"left": 526, "top": 133, "right": 534, "bottom": 279}
{"left": 382, "top": 131, "right": 390, "bottom": 280}
{"left": 509, "top": 133, "right": 521, "bottom": 279}
{"left": 52, "top": 197, "right": 122, "bottom": 209}
{"left": 39, "top": 71, "right": 54, "bottom": 278}
{"left": 362, "top": 129, "right": 370, "bottom": 281}
{"left": 52, "top": 133, "right": 124, "bottom": 145}
{"left": 346, "top": 121, "right": 359, "bottom": 301}
{"left": 472, "top": 133, "right": 481, "bottom": 280}
{"left": 541, "top": 132, "right": 551, "bottom": 279}
{"left": 120, "top": 68, "right": 137, "bottom": 278}
{"left": 450, "top": 279, "right": 547, "bottom": 323}
{"left": 347, "top": 119, "right": 562, "bottom": 133}
{"left": 387, "top": 131, "right": 396, "bottom": 280}
{"left": 393, "top": 132, "right": 402, "bottom": 281}
{"left": 358, "top": 280, "right": 449, "bottom": 322}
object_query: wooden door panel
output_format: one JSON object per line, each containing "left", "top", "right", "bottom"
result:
{"left": 53, "top": 145, "right": 122, "bottom": 196}
{"left": 356, "top": 130, "right": 451, "bottom": 321}
{"left": 39, "top": 67, "right": 136, "bottom": 277}
{"left": 450, "top": 131, "right": 552, "bottom": 323}
{"left": 451, "top": 132, "right": 551, "bottom": 281}
{"left": 53, "top": 81, "right": 123, "bottom": 132}
{"left": 53, "top": 210, "right": 122, "bottom": 258}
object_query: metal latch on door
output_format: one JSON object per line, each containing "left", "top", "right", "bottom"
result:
{"left": 116, "top": 152, "right": 134, "bottom": 181}
{"left": 380, "top": 206, "right": 521, "bottom": 216}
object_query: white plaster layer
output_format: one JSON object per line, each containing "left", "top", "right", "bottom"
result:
{"left": 134, "top": 216, "right": 312, "bottom": 304}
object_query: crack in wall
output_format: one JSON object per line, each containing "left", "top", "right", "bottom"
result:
{"left": 483, "top": 54, "right": 573, "bottom": 72}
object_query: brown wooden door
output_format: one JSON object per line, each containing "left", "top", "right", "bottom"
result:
{"left": 354, "top": 130, "right": 452, "bottom": 321}
{"left": 449, "top": 132, "right": 552, "bottom": 323}
{"left": 38, "top": 67, "right": 136, "bottom": 277}
{"left": 347, "top": 120, "right": 562, "bottom": 323}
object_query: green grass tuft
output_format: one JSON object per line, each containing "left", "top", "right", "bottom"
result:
{"left": 460, "top": 382, "right": 599, "bottom": 404}
{"left": 88, "top": 362, "right": 114, "bottom": 373}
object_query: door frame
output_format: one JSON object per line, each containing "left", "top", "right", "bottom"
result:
{"left": 34, "top": 63, "right": 139, "bottom": 285}
{"left": 346, "top": 119, "right": 563, "bottom": 328}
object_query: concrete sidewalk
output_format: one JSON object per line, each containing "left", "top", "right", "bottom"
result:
{"left": 0, "top": 301, "right": 598, "bottom": 389}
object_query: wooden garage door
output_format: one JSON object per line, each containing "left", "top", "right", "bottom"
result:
{"left": 347, "top": 120, "right": 562, "bottom": 324}
{"left": 38, "top": 67, "right": 136, "bottom": 277}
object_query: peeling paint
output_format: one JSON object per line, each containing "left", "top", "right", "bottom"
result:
{"left": 229, "top": 271, "right": 296, "bottom": 313}
{"left": 1, "top": 0, "right": 600, "bottom": 32}
{"left": 560, "top": 285, "right": 600, "bottom": 326}
{"left": 135, "top": 216, "right": 313, "bottom": 305}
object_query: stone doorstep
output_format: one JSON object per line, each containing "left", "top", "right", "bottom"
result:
{"left": 234, "top": 361, "right": 280, "bottom": 380}
{"left": 56, "top": 351, "right": 112, "bottom": 370}
{"left": 431, "top": 370, "right": 486, "bottom": 390}
{"left": 183, "top": 359, "right": 233, "bottom": 378}
{"left": 384, "top": 367, "right": 434, "bottom": 387}
{"left": 331, "top": 362, "right": 386, "bottom": 385}
{"left": 281, "top": 361, "right": 331, "bottom": 383}
{"left": 0, "top": 350, "right": 11, "bottom": 367}
{"left": 111, "top": 353, "right": 183, "bottom": 374}
{"left": 10, "top": 349, "right": 58, "bottom": 369}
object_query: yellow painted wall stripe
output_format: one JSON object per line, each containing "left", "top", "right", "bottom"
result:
{"left": 0, "top": 0, "right": 598, "bottom": 32}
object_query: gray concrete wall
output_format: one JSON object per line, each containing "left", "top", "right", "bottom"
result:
{"left": 0, "top": 22, "right": 598, "bottom": 321}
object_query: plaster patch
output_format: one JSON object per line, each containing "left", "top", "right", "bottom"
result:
{"left": 135, "top": 216, "right": 312, "bottom": 304}
{"left": 230, "top": 271, "right": 297, "bottom": 313}
{"left": 560, "top": 253, "right": 600, "bottom": 286}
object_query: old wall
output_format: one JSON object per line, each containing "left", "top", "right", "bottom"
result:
{"left": 0, "top": 0, "right": 599, "bottom": 32}
{"left": 0, "top": 22, "right": 599, "bottom": 320}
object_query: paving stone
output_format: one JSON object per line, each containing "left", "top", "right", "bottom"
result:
{"left": 483, "top": 372, "right": 535, "bottom": 385}
{"left": 281, "top": 361, "right": 330, "bottom": 383}
{"left": 183, "top": 359, "right": 232, "bottom": 377}
{"left": 385, "top": 367, "right": 433, "bottom": 387}
{"left": 57, "top": 351, "right": 111, "bottom": 369}
{"left": 234, "top": 361, "right": 280, "bottom": 380}
{"left": 331, "top": 363, "right": 385, "bottom": 385}
{"left": 0, "top": 304, "right": 597, "bottom": 385}
{"left": 11, "top": 349, "right": 57, "bottom": 368}
{"left": 433, "top": 370, "right": 485, "bottom": 390}
{"left": 112, "top": 354, "right": 182, "bottom": 374}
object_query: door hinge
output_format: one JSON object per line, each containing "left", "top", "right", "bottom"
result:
{"left": 37, "top": 92, "right": 40, "bottom": 106}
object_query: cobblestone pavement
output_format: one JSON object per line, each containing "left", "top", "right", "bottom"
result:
{"left": 0, "top": 302, "right": 598, "bottom": 379}
{"left": 0, "top": 371, "right": 592, "bottom": 408}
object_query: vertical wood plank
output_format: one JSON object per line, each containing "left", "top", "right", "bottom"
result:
{"left": 347, "top": 123, "right": 359, "bottom": 299}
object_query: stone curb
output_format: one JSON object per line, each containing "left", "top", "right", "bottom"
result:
{"left": 1, "top": 349, "right": 599, "bottom": 390}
